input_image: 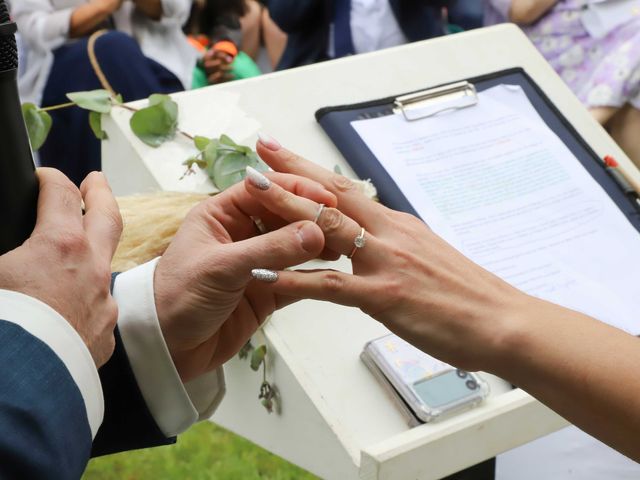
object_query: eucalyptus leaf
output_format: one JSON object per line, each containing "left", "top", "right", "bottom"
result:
{"left": 237, "top": 145, "right": 253, "bottom": 155}
{"left": 21, "top": 103, "right": 52, "bottom": 151}
{"left": 212, "top": 153, "right": 249, "bottom": 190}
{"left": 219, "top": 134, "right": 237, "bottom": 147}
{"left": 261, "top": 398, "right": 273, "bottom": 413}
{"left": 148, "top": 93, "right": 171, "bottom": 107}
{"left": 183, "top": 157, "right": 207, "bottom": 169}
{"left": 202, "top": 140, "right": 220, "bottom": 167}
{"left": 67, "top": 90, "right": 112, "bottom": 114}
{"left": 250, "top": 345, "right": 267, "bottom": 371}
{"left": 129, "top": 95, "right": 178, "bottom": 147}
{"left": 194, "top": 136, "right": 210, "bottom": 152}
{"left": 89, "top": 111, "right": 108, "bottom": 140}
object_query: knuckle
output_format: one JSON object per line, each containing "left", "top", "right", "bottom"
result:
{"left": 280, "top": 149, "right": 302, "bottom": 166}
{"left": 319, "top": 207, "right": 344, "bottom": 235}
{"left": 321, "top": 271, "right": 345, "bottom": 293}
{"left": 106, "top": 300, "right": 119, "bottom": 328}
{"left": 52, "top": 231, "right": 89, "bottom": 257}
{"left": 96, "top": 265, "right": 113, "bottom": 291}
{"left": 381, "top": 275, "right": 404, "bottom": 300}
{"left": 392, "top": 211, "right": 428, "bottom": 234}
{"left": 103, "top": 205, "right": 124, "bottom": 237}
{"left": 331, "top": 174, "right": 356, "bottom": 193}
{"left": 273, "top": 185, "right": 295, "bottom": 209}
{"left": 192, "top": 199, "right": 221, "bottom": 224}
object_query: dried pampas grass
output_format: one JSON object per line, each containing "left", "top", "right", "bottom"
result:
{"left": 112, "top": 192, "right": 208, "bottom": 272}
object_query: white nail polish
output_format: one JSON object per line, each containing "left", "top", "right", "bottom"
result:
{"left": 257, "top": 132, "right": 282, "bottom": 151}
{"left": 251, "top": 269, "right": 279, "bottom": 283}
{"left": 246, "top": 166, "right": 271, "bottom": 190}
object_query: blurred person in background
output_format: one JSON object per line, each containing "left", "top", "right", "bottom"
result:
{"left": 13, "top": 0, "right": 195, "bottom": 186}
{"left": 268, "top": 0, "right": 451, "bottom": 70}
{"left": 187, "top": 0, "right": 286, "bottom": 85}
{"left": 485, "top": 0, "right": 640, "bottom": 167}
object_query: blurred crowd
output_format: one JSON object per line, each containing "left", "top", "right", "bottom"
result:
{"left": 8, "top": 0, "right": 640, "bottom": 182}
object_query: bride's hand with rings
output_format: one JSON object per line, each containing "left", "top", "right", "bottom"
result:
{"left": 244, "top": 135, "right": 535, "bottom": 374}
{"left": 245, "top": 135, "right": 640, "bottom": 462}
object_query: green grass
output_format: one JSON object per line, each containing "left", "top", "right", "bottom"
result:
{"left": 83, "top": 422, "right": 319, "bottom": 480}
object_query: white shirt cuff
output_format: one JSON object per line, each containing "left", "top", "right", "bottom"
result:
{"left": 0, "top": 290, "right": 104, "bottom": 438}
{"left": 113, "top": 258, "right": 225, "bottom": 437}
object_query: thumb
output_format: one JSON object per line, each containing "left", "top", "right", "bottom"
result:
{"left": 220, "top": 220, "right": 325, "bottom": 285}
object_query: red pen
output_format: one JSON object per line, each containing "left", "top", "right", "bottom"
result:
{"left": 604, "top": 155, "right": 640, "bottom": 210}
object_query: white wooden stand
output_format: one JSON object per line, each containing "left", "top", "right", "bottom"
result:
{"left": 102, "top": 25, "right": 639, "bottom": 479}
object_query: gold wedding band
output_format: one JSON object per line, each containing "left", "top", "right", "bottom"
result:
{"left": 348, "top": 228, "right": 366, "bottom": 259}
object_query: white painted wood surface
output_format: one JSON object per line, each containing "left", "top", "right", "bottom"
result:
{"left": 102, "top": 25, "right": 638, "bottom": 480}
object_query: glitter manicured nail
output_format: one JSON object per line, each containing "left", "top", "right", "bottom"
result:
{"left": 251, "top": 269, "right": 279, "bottom": 283}
{"left": 246, "top": 166, "right": 271, "bottom": 190}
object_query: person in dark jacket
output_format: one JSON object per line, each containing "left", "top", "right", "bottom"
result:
{"left": 269, "top": 0, "right": 450, "bottom": 70}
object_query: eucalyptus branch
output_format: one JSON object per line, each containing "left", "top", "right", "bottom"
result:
{"left": 115, "top": 102, "right": 194, "bottom": 141}
{"left": 40, "top": 101, "right": 76, "bottom": 112}
{"left": 23, "top": 88, "right": 279, "bottom": 412}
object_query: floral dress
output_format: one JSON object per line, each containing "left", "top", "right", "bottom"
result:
{"left": 485, "top": 0, "right": 640, "bottom": 110}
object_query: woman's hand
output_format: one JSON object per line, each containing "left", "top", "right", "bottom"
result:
{"left": 203, "top": 50, "right": 235, "bottom": 85}
{"left": 153, "top": 172, "right": 337, "bottom": 382}
{"left": 245, "top": 137, "right": 534, "bottom": 373}
{"left": 244, "top": 137, "right": 640, "bottom": 462}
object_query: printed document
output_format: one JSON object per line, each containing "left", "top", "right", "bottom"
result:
{"left": 352, "top": 85, "right": 640, "bottom": 334}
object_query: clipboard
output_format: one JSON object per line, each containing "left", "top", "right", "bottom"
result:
{"left": 315, "top": 67, "right": 640, "bottom": 233}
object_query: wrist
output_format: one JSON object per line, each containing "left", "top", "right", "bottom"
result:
{"left": 480, "top": 291, "right": 545, "bottom": 377}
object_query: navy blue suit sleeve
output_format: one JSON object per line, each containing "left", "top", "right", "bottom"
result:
{"left": 0, "top": 320, "right": 92, "bottom": 480}
{"left": 0, "top": 319, "right": 174, "bottom": 480}
{"left": 91, "top": 326, "right": 176, "bottom": 457}
{"left": 91, "top": 272, "right": 175, "bottom": 457}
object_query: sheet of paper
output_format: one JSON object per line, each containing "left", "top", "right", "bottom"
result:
{"left": 352, "top": 84, "right": 640, "bottom": 334}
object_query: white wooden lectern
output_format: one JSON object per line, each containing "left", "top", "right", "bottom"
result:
{"left": 102, "top": 24, "right": 639, "bottom": 480}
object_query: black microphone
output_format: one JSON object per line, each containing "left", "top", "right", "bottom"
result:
{"left": 0, "top": 0, "right": 38, "bottom": 255}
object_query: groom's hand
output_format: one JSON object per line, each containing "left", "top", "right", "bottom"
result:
{"left": 153, "top": 173, "right": 337, "bottom": 382}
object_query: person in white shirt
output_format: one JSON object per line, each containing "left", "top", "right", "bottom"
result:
{"left": 12, "top": 0, "right": 197, "bottom": 185}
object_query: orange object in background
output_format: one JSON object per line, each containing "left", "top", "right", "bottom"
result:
{"left": 187, "top": 35, "right": 210, "bottom": 53}
{"left": 212, "top": 40, "right": 238, "bottom": 59}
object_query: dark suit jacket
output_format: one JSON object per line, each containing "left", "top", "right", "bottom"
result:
{"left": 269, "top": 0, "right": 451, "bottom": 70}
{"left": 0, "top": 276, "right": 173, "bottom": 479}
{"left": 0, "top": 321, "right": 173, "bottom": 479}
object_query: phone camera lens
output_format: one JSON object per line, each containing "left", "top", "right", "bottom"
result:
{"left": 466, "top": 379, "right": 478, "bottom": 390}
{"left": 456, "top": 369, "right": 468, "bottom": 379}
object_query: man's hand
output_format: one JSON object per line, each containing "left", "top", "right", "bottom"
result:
{"left": 153, "top": 172, "right": 337, "bottom": 382}
{"left": 0, "top": 169, "right": 123, "bottom": 367}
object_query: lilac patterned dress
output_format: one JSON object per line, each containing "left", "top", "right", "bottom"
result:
{"left": 485, "top": 0, "right": 640, "bottom": 110}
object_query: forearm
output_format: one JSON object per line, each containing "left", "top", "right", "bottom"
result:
{"left": 494, "top": 297, "right": 640, "bottom": 461}
{"left": 133, "top": 0, "right": 164, "bottom": 20}
{"left": 69, "top": 1, "right": 117, "bottom": 38}
{"left": 508, "top": 0, "right": 557, "bottom": 24}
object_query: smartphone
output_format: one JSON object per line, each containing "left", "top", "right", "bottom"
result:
{"left": 361, "top": 334, "right": 489, "bottom": 423}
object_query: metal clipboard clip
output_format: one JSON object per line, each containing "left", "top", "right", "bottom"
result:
{"left": 393, "top": 81, "right": 478, "bottom": 121}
